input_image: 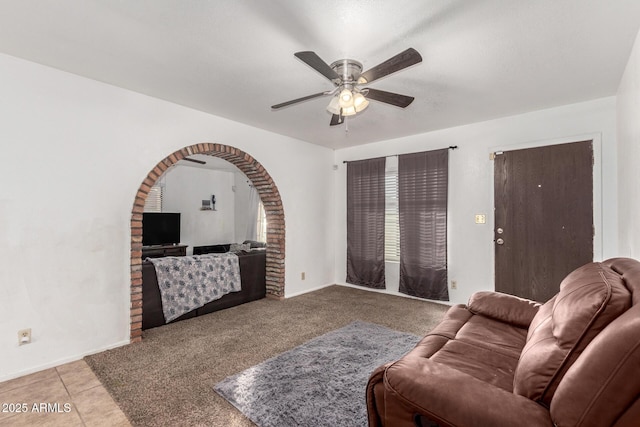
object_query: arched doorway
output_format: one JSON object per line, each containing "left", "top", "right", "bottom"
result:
{"left": 129, "top": 143, "right": 285, "bottom": 342}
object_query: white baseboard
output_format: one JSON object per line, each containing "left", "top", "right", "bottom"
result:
{"left": 284, "top": 282, "right": 335, "bottom": 298}
{"left": 335, "top": 282, "right": 455, "bottom": 306}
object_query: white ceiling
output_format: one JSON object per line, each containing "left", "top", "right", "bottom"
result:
{"left": 1, "top": 1, "right": 639, "bottom": 149}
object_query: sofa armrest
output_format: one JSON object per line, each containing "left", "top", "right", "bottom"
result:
{"left": 467, "top": 291, "right": 541, "bottom": 328}
{"left": 381, "top": 357, "right": 553, "bottom": 427}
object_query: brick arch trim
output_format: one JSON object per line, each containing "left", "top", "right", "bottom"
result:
{"left": 129, "top": 143, "right": 285, "bottom": 342}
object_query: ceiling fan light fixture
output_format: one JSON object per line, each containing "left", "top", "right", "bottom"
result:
{"left": 341, "top": 105, "right": 357, "bottom": 116}
{"left": 327, "top": 96, "right": 341, "bottom": 114}
{"left": 353, "top": 92, "right": 369, "bottom": 113}
{"left": 338, "top": 88, "right": 354, "bottom": 108}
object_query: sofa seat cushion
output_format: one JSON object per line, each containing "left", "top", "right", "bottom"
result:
{"left": 406, "top": 306, "right": 528, "bottom": 392}
{"left": 513, "top": 262, "right": 632, "bottom": 405}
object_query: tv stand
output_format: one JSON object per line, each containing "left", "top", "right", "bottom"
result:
{"left": 142, "top": 244, "right": 187, "bottom": 259}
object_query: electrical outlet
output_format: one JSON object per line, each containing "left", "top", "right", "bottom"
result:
{"left": 18, "top": 328, "right": 31, "bottom": 346}
{"left": 451, "top": 280, "right": 457, "bottom": 290}
{"left": 301, "top": 272, "right": 306, "bottom": 280}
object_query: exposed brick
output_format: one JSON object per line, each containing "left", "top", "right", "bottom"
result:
{"left": 143, "top": 176, "right": 156, "bottom": 188}
{"left": 134, "top": 196, "right": 146, "bottom": 208}
{"left": 130, "top": 336, "right": 143, "bottom": 344}
{"left": 131, "top": 204, "right": 144, "bottom": 215}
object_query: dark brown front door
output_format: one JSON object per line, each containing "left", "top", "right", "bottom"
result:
{"left": 494, "top": 140, "right": 593, "bottom": 302}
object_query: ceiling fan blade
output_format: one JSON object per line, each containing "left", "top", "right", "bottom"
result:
{"left": 330, "top": 114, "right": 343, "bottom": 126}
{"left": 364, "top": 88, "right": 415, "bottom": 108}
{"left": 183, "top": 158, "right": 206, "bottom": 165}
{"left": 271, "top": 92, "right": 327, "bottom": 109}
{"left": 294, "top": 51, "right": 341, "bottom": 82}
{"left": 358, "top": 48, "right": 422, "bottom": 84}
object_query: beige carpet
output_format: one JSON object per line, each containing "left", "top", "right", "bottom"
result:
{"left": 85, "top": 285, "right": 450, "bottom": 426}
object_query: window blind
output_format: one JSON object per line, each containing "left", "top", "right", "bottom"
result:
{"left": 144, "top": 185, "right": 163, "bottom": 212}
{"left": 385, "top": 158, "right": 400, "bottom": 262}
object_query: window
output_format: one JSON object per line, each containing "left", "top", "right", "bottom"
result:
{"left": 144, "top": 184, "right": 163, "bottom": 212}
{"left": 385, "top": 157, "right": 400, "bottom": 262}
{"left": 256, "top": 201, "right": 267, "bottom": 243}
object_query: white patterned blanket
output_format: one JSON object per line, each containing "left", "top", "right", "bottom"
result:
{"left": 147, "top": 253, "right": 241, "bottom": 323}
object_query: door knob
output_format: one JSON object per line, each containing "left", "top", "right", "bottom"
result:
{"left": 496, "top": 238, "right": 504, "bottom": 245}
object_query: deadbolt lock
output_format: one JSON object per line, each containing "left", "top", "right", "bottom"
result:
{"left": 496, "top": 227, "right": 504, "bottom": 234}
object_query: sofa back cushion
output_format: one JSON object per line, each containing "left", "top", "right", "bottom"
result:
{"left": 550, "top": 304, "right": 640, "bottom": 426}
{"left": 513, "top": 262, "right": 631, "bottom": 405}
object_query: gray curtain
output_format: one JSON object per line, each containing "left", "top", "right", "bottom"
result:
{"left": 346, "top": 157, "right": 386, "bottom": 288}
{"left": 398, "top": 149, "right": 449, "bottom": 300}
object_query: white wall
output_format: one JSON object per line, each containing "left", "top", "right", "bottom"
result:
{"left": 334, "top": 97, "right": 618, "bottom": 305}
{"left": 617, "top": 28, "right": 640, "bottom": 258}
{"left": 233, "top": 171, "right": 253, "bottom": 243}
{"left": 162, "top": 166, "right": 236, "bottom": 253}
{"left": 0, "top": 53, "right": 335, "bottom": 381}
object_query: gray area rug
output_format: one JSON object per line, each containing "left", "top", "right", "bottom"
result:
{"left": 214, "top": 321, "right": 420, "bottom": 427}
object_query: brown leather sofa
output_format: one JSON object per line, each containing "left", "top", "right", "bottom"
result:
{"left": 366, "top": 258, "right": 640, "bottom": 427}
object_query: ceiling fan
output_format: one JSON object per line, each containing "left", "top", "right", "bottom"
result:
{"left": 271, "top": 48, "right": 422, "bottom": 126}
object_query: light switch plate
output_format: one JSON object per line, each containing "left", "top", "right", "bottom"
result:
{"left": 475, "top": 214, "right": 486, "bottom": 224}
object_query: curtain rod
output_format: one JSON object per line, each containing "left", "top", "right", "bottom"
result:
{"left": 342, "top": 146, "right": 458, "bottom": 164}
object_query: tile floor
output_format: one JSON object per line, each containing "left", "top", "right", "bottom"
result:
{"left": 0, "top": 360, "right": 130, "bottom": 426}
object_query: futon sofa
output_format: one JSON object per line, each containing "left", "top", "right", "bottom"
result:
{"left": 142, "top": 249, "right": 266, "bottom": 330}
{"left": 366, "top": 258, "right": 640, "bottom": 427}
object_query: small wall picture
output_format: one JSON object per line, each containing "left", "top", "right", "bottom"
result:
{"left": 201, "top": 199, "right": 212, "bottom": 210}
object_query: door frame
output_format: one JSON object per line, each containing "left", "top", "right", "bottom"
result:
{"left": 488, "top": 132, "right": 603, "bottom": 289}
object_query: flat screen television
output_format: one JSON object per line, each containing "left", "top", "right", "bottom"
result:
{"left": 142, "top": 212, "right": 181, "bottom": 246}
